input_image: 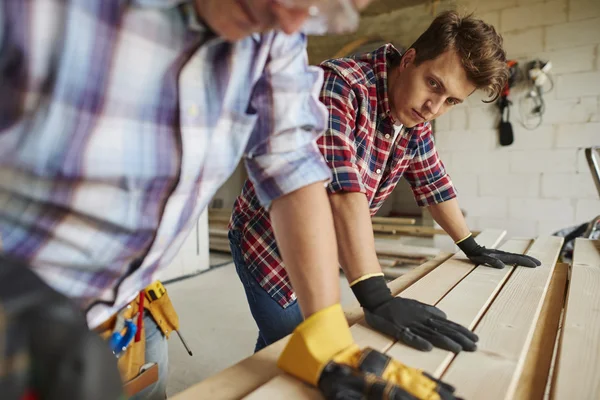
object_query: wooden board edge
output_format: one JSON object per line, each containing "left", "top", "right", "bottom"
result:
{"left": 170, "top": 338, "right": 288, "bottom": 400}
{"left": 513, "top": 262, "right": 568, "bottom": 400}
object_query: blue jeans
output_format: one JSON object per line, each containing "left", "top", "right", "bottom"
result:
{"left": 229, "top": 230, "right": 303, "bottom": 352}
{"left": 130, "top": 311, "right": 168, "bottom": 400}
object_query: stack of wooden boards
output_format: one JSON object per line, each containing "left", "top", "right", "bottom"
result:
{"left": 208, "top": 208, "right": 440, "bottom": 278}
{"left": 173, "top": 230, "right": 600, "bottom": 400}
{"left": 208, "top": 208, "right": 231, "bottom": 253}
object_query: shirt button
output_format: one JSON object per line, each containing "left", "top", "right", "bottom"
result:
{"left": 188, "top": 104, "right": 199, "bottom": 117}
{"left": 376, "top": 169, "right": 382, "bottom": 174}
{"left": 385, "top": 134, "right": 391, "bottom": 139}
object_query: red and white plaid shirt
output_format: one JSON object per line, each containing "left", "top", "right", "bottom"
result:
{"left": 230, "top": 44, "right": 456, "bottom": 308}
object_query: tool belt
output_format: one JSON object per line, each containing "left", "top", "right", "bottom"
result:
{"left": 95, "top": 281, "right": 180, "bottom": 397}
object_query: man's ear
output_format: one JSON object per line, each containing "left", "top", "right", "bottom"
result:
{"left": 400, "top": 48, "right": 416, "bottom": 70}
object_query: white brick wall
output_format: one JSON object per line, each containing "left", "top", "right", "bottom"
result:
{"left": 450, "top": 149, "right": 511, "bottom": 173}
{"left": 434, "top": 129, "right": 495, "bottom": 152}
{"left": 557, "top": 72, "right": 600, "bottom": 99}
{"left": 538, "top": 218, "right": 576, "bottom": 235}
{"left": 502, "top": 28, "right": 544, "bottom": 58}
{"left": 541, "top": 172, "right": 599, "bottom": 199}
{"left": 569, "top": 0, "right": 600, "bottom": 22}
{"left": 509, "top": 149, "right": 577, "bottom": 173}
{"left": 575, "top": 199, "right": 600, "bottom": 222}
{"left": 477, "top": 217, "right": 538, "bottom": 237}
{"left": 556, "top": 122, "right": 600, "bottom": 148}
{"left": 537, "top": 46, "right": 595, "bottom": 75}
{"left": 458, "top": 196, "right": 508, "bottom": 218}
{"left": 500, "top": 0, "right": 567, "bottom": 33}
{"left": 450, "top": 172, "right": 480, "bottom": 197}
{"left": 542, "top": 97, "right": 598, "bottom": 124}
{"left": 509, "top": 198, "right": 574, "bottom": 222}
{"left": 545, "top": 17, "right": 600, "bottom": 50}
{"left": 386, "top": 0, "right": 600, "bottom": 241}
{"left": 509, "top": 125, "right": 554, "bottom": 149}
{"left": 480, "top": 173, "right": 541, "bottom": 197}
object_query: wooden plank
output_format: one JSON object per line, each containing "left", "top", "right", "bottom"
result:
{"left": 513, "top": 263, "right": 568, "bottom": 400}
{"left": 171, "top": 338, "right": 289, "bottom": 400}
{"left": 247, "top": 231, "right": 506, "bottom": 398}
{"left": 386, "top": 239, "right": 533, "bottom": 377}
{"left": 243, "top": 324, "right": 394, "bottom": 399}
{"left": 374, "top": 238, "right": 441, "bottom": 258}
{"left": 371, "top": 216, "right": 417, "bottom": 225}
{"left": 381, "top": 264, "right": 418, "bottom": 278}
{"left": 399, "top": 229, "right": 506, "bottom": 306}
{"left": 378, "top": 258, "right": 398, "bottom": 268}
{"left": 551, "top": 239, "right": 600, "bottom": 400}
{"left": 174, "top": 231, "right": 500, "bottom": 399}
{"left": 441, "top": 236, "right": 563, "bottom": 400}
{"left": 209, "top": 227, "right": 229, "bottom": 237}
{"left": 373, "top": 224, "right": 444, "bottom": 236}
{"left": 173, "top": 252, "right": 456, "bottom": 400}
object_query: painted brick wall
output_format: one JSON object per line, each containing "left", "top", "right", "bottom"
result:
{"left": 433, "top": 0, "right": 600, "bottom": 246}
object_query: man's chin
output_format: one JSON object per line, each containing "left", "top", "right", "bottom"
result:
{"left": 397, "top": 112, "right": 417, "bottom": 128}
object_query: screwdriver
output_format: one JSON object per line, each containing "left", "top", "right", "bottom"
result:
{"left": 145, "top": 280, "right": 193, "bottom": 356}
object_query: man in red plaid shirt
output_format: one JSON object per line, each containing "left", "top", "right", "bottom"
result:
{"left": 230, "top": 11, "right": 540, "bottom": 354}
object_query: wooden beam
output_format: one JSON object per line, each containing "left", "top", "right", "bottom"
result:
{"left": 374, "top": 238, "right": 440, "bottom": 258}
{"left": 513, "top": 263, "right": 568, "bottom": 400}
{"left": 441, "top": 236, "right": 563, "bottom": 400}
{"left": 386, "top": 239, "right": 533, "bottom": 378}
{"left": 171, "top": 338, "right": 289, "bottom": 400}
{"left": 551, "top": 239, "right": 600, "bottom": 400}
{"left": 371, "top": 216, "right": 417, "bottom": 225}
{"left": 398, "top": 230, "right": 506, "bottom": 306}
{"left": 243, "top": 324, "right": 394, "bottom": 399}
{"left": 173, "top": 252, "right": 449, "bottom": 399}
{"left": 372, "top": 224, "right": 445, "bottom": 236}
{"left": 244, "top": 230, "right": 506, "bottom": 397}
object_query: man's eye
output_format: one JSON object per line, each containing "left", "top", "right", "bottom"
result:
{"left": 428, "top": 79, "right": 438, "bottom": 88}
{"left": 446, "top": 98, "right": 457, "bottom": 105}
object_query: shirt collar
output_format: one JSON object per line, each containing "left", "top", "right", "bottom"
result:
{"left": 353, "top": 43, "right": 401, "bottom": 124}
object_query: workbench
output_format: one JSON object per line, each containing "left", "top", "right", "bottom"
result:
{"left": 172, "top": 230, "right": 600, "bottom": 400}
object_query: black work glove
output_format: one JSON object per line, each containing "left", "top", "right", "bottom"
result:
{"left": 353, "top": 276, "right": 478, "bottom": 353}
{"left": 0, "top": 256, "right": 123, "bottom": 400}
{"left": 457, "top": 234, "right": 541, "bottom": 269}
{"left": 318, "top": 348, "right": 461, "bottom": 400}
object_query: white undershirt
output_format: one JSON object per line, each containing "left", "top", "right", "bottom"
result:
{"left": 392, "top": 123, "right": 404, "bottom": 143}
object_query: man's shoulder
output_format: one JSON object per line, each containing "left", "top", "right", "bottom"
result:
{"left": 319, "top": 57, "right": 377, "bottom": 88}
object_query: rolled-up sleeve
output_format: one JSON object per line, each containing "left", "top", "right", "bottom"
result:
{"left": 405, "top": 125, "right": 457, "bottom": 206}
{"left": 317, "top": 69, "right": 365, "bottom": 195}
{"left": 244, "top": 32, "right": 331, "bottom": 209}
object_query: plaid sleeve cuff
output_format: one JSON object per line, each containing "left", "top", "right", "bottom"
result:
{"left": 327, "top": 162, "right": 366, "bottom": 194}
{"left": 411, "top": 173, "right": 457, "bottom": 207}
{"left": 245, "top": 140, "right": 332, "bottom": 210}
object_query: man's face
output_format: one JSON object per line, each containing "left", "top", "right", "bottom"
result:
{"left": 387, "top": 48, "right": 477, "bottom": 128}
{"left": 194, "top": 0, "right": 372, "bottom": 42}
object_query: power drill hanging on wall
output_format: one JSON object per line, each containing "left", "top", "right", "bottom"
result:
{"left": 497, "top": 60, "right": 520, "bottom": 146}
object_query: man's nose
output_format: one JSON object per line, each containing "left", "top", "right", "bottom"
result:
{"left": 425, "top": 97, "right": 444, "bottom": 116}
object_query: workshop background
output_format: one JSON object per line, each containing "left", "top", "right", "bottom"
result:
{"left": 167, "top": 0, "right": 600, "bottom": 396}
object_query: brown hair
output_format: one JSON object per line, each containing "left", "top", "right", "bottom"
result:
{"left": 406, "top": 10, "right": 508, "bottom": 102}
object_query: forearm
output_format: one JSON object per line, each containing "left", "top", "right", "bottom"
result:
{"left": 427, "top": 198, "right": 471, "bottom": 242}
{"left": 269, "top": 182, "right": 340, "bottom": 318}
{"left": 328, "top": 192, "right": 381, "bottom": 283}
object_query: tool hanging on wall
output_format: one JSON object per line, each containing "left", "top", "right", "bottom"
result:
{"left": 520, "top": 59, "right": 553, "bottom": 130}
{"left": 497, "top": 60, "right": 520, "bottom": 146}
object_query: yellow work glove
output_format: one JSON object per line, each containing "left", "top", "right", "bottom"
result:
{"left": 277, "top": 304, "right": 459, "bottom": 400}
